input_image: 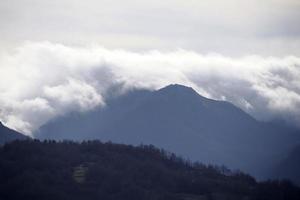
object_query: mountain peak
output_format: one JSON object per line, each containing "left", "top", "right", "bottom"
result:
{"left": 160, "top": 84, "right": 194, "bottom": 91}
{"left": 157, "top": 84, "right": 210, "bottom": 102}
{"left": 157, "top": 84, "right": 198, "bottom": 96}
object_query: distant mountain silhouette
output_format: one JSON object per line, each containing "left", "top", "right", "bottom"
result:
{"left": 0, "top": 121, "right": 28, "bottom": 145}
{"left": 272, "top": 144, "right": 300, "bottom": 185}
{"left": 36, "top": 84, "right": 300, "bottom": 178}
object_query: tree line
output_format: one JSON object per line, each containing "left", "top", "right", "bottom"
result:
{"left": 0, "top": 139, "right": 299, "bottom": 200}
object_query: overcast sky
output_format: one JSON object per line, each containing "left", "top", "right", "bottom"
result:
{"left": 0, "top": 0, "right": 300, "bottom": 135}
{"left": 1, "top": 0, "right": 300, "bottom": 56}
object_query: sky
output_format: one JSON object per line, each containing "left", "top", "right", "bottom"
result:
{"left": 0, "top": 0, "right": 300, "bottom": 135}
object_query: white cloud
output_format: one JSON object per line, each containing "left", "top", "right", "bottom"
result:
{"left": 44, "top": 78, "right": 104, "bottom": 112}
{"left": 0, "top": 97, "right": 54, "bottom": 134}
{"left": 0, "top": 41, "right": 300, "bottom": 135}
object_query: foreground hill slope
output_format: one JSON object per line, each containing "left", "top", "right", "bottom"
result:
{"left": 36, "top": 84, "right": 300, "bottom": 177}
{"left": 0, "top": 121, "right": 28, "bottom": 145}
{"left": 0, "top": 140, "right": 299, "bottom": 200}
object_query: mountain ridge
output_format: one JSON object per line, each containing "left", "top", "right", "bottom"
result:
{"left": 0, "top": 121, "right": 29, "bottom": 145}
{"left": 36, "top": 84, "right": 300, "bottom": 179}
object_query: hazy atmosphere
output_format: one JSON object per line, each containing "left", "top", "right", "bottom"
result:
{"left": 1, "top": 0, "right": 300, "bottom": 135}
{"left": 1, "top": 0, "right": 300, "bottom": 56}
{"left": 1, "top": 1, "right": 300, "bottom": 199}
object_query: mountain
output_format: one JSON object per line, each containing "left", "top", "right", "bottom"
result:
{"left": 0, "top": 121, "right": 28, "bottom": 145}
{"left": 272, "top": 145, "right": 300, "bottom": 185}
{"left": 36, "top": 84, "right": 300, "bottom": 178}
{"left": 1, "top": 140, "right": 299, "bottom": 200}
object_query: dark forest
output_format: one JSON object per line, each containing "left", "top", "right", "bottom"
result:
{"left": 0, "top": 140, "right": 299, "bottom": 200}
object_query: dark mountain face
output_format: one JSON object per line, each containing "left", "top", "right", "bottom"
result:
{"left": 35, "top": 84, "right": 300, "bottom": 178}
{"left": 0, "top": 122, "right": 28, "bottom": 145}
{"left": 272, "top": 145, "right": 300, "bottom": 185}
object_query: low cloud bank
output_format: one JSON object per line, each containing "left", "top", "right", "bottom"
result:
{"left": 0, "top": 41, "right": 300, "bottom": 135}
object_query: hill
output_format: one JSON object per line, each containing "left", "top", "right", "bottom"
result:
{"left": 0, "top": 121, "right": 29, "bottom": 145}
{"left": 0, "top": 140, "right": 299, "bottom": 200}
{"left": 36, "top": 84, "right": 300, "bottom": 178}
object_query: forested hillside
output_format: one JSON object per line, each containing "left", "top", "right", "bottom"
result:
{"left": 0, "top": 140, "right": 299, "bottom": 200}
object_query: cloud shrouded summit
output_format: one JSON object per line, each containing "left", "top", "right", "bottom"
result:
{"left": 0, "top": 41, "right": 300, "bottom": 135}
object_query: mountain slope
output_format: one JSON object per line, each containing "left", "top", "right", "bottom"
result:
{"left": 36, "top": 84, "right": 300, "bottom": 177}
{"left": 1, "top": 140, "right": 299, "bottom": 200}
{"left": 0, "top": 121, "right": 28, "bottom": 145}
{"left": 272, "top": 144, "right": 300, "bottom": 185}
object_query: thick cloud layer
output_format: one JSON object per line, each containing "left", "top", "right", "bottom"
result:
{"left": 0, "top": 41, "right": 300, "bottom": 135}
